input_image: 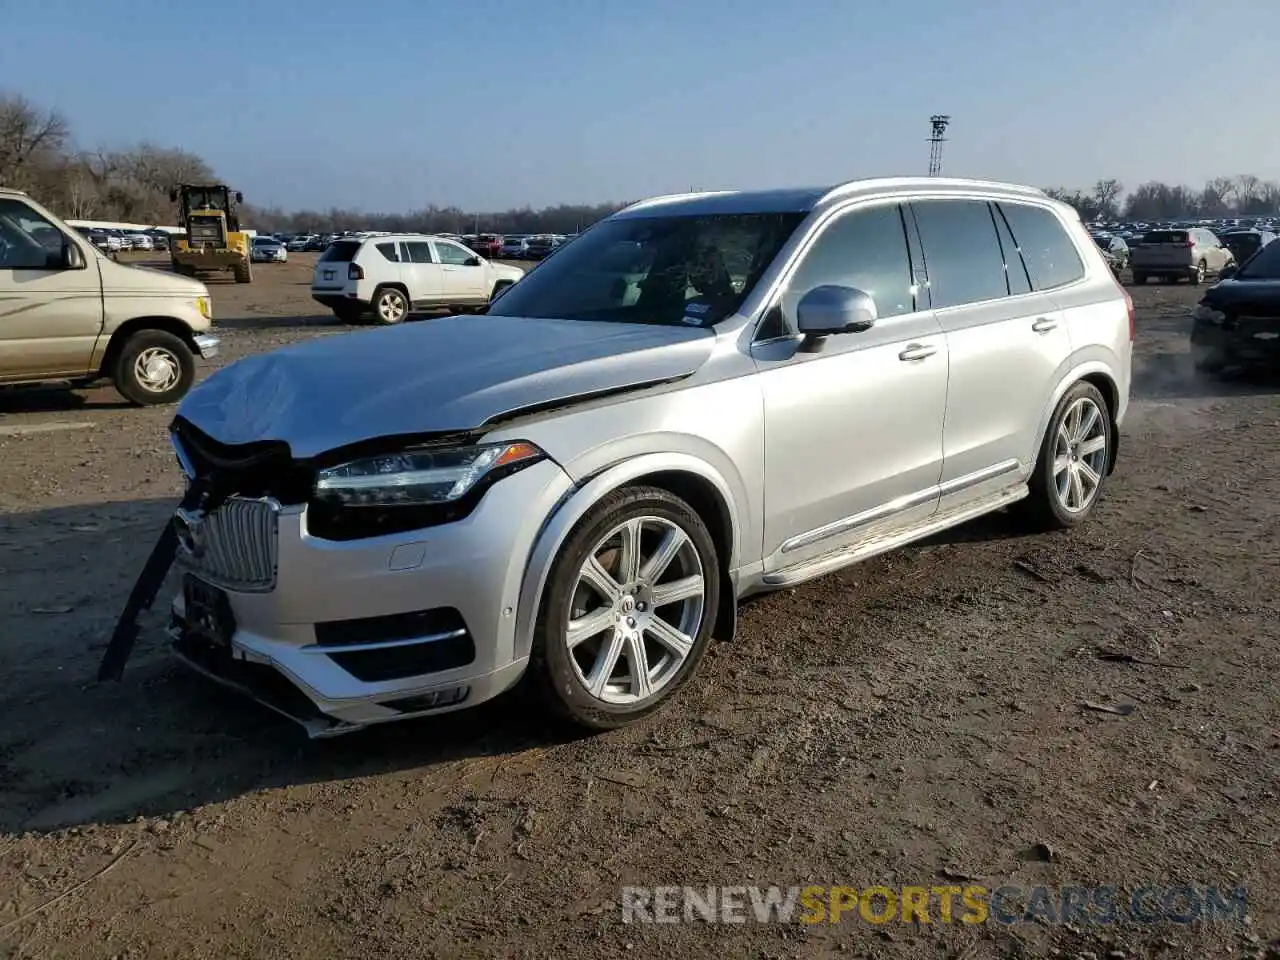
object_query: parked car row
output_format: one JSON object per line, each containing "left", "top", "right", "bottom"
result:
{"left": 71, "top": 226, "right": 173, "bottom": 255}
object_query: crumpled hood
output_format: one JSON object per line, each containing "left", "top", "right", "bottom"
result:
{"left": 176, "top": 314, "right": 715, "bottom": 458}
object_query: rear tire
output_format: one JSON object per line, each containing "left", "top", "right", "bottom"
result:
{"left": 333, "top": 303, "right": 364, "bottom": 323}
{"left": 111, "top": 330, "right": 196, "bottom": 406}
{"left": 372, "top": 286, "right": 409, "bottom": 325}
{"left": 527, "top": 486, "right": 720, "bottom": 730}
{"left": 1132, "top": 272, "right": 1148, "bottom": 285}
{"left": 1016, "top": 381, "right": 1113, "bottom": 531}
{"left": 233, "top": 261, "right": 252, "bottom": 284}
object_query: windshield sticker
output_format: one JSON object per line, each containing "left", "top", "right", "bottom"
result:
{"left": 680, "top": 313, "right": 705, "bottom": 326}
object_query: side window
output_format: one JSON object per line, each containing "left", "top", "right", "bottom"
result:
{"left": 375, "top": 241, "right": 400, "bottom": 262}
{"left": 779, "top": 203, "right": 915, "bottom": 325}
{"left": 434, "top": 241, "right": 475, "bottom": 266}
{"left": 998, "top": 202, "right": 1085, "bottom": 291}
{"left": 910, "top": 199, "right": 1009, "bottom": 309}
{"left": 990, "top": 203, "right": 1032, "bottom": 296}
{"left": 403, "top": 241, "right": 434, "bottom": 264}
{"left": 0, "top": 199, "right": 66, "bottom": 270}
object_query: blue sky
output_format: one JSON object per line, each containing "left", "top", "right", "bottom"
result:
{"left": 3, "top": 0, "right": 1277, "bottom": 212}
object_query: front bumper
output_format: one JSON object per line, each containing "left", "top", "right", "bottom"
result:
{"left": 193, "top": 334, "right": 220, "bottom": 359}
{"left": 1192, "top": 318, "right": 1280, "bottom": 369}
{"left": 168, "top": 459, "right": 575, "bottom": 735}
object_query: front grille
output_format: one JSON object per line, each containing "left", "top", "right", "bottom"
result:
{"left": 188, "top": 216, "right": 226, "bottom": 248}
{"left": 176, "top": 497, "right": 279, "bottom": 591}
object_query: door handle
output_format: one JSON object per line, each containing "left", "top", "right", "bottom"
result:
{"left": 1031, "top": 317, "right": 1059, "bottom": 333}
{"left": 898, "top": 343, "right": 937, "bottom": 362}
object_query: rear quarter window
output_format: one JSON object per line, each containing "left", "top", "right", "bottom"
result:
{"left": 375, "top": 242, "right": 400, "bottom": 262}
{"left": 319, "top": 240, "right": 361, "bottom": 262}
{"left": 998, "top": 203, "right": 1086, "bottom": 290}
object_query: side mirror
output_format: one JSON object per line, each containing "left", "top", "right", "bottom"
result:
{"left": 796, "top": 285, "right": 878, "bottom": 339}
{"left": 1220, "top": 263, "right": 1238, "bottom": 280}
{"left": 235, "top": 192, "right": 244, "bottom": 204}
{"left": 465, "top": 255, "right": 482, "bottom": 267}
{"left": 60, "top": 241, "right": 85, "bottom": 270}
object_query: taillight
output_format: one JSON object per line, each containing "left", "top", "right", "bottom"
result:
{"left": 349, "top": 263, "right": 364, "bottom": 280}
{"left": 1122, "top": 287, "right": 1135, "bottom": 341}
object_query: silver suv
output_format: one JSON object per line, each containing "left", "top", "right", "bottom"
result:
{"left": 140, "top": 177, "right": 1132, "bottom": 736}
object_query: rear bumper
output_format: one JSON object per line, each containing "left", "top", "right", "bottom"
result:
{"left": 312, "top": 291, "right": 365, "bottom": 310}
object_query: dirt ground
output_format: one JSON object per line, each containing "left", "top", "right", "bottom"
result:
{"left": 0, "top": 254, "right": 1277, "bottom": 960}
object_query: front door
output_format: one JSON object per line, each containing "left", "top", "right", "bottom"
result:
{"left": 753, "top": 201, "right": 949, "bottom": 574}
{"left": 0, "top": 197, "right": 103, "bottom": 382}
{"left": 432, "top": 239, "right": 488, "bottom": 302}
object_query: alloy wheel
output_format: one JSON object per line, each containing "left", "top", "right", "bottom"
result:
{"left": 1052, "top": 397, "right": 1107, "bottom": 513}
{"left": 565, "top": 516, "right": 705, "bottom": 705}
{"left": 377, "top": 290, "right": 407, "bottom": 323}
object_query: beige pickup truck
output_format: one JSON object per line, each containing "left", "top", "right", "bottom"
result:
{"left": 0, "top": 187, "right": 219, "bottom": 405}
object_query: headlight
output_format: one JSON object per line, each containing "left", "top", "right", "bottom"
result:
{"left": 1193, "top": 303, "right": 1225, "bottom": 324}
{"left": 314, "top": 441, "right": 544, "bottom": 507}
{"left": 196, "top": 296, "right": 212, "bottom": 320}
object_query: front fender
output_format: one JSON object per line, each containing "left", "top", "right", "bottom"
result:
{"left": 512, "top": 452, "right": 742, "bottom": 663}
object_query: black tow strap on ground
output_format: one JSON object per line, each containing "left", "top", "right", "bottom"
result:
{"left": 97, "top": 481, "right": 209, "bottom": 682}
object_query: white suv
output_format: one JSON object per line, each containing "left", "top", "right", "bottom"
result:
{"left": 311, "top": 234, "right": 525, "bottom": 324}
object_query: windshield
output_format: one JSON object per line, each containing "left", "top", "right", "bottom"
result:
{"left": 486, "top": 212, "right": 805, "bottom": 326}
{"left": 1237, "top": 237, "right": 1280, "bottom": 280}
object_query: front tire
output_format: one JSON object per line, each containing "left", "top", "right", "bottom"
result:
{"left": 112, "top": 330, "right": 196, "bottom": 406}
{"left": 529, "top": 486, "right": 720, "bottom": 730}
{"left": 233, "top": 261, "right": 252, "bottom": 284}
{"left": 1018, "top": 381, "right": 1113, "bottom": 531}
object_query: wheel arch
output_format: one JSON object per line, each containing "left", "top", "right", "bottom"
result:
{"left": 1031, "top": 360, "right": 1122, "bottom": 477}
{"left": 513, "top": 453, "right": 742, "bottom": 663}
{"left": 97, "top": 316, "right": 199, "bottom": 377}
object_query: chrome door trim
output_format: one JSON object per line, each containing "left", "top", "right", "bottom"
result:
{"left": 936, "top": 458, "right": 1021, "bottom": 497}
{"left": 778, "top": 458, "right": 1021, "bottom": 555}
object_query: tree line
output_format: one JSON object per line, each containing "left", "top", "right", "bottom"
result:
{"left": 5, "top": 92, "right": 1280, "bottom": 232}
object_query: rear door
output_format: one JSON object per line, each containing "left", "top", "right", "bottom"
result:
{"left": 313, "top": 239, "right": 362, "bottom": 291}
{"left": 0, "top": 197, "right": 104, "bottom": 382}
{"left": 401, "top": 240, "right": 443, "bottom": 306}
{"left": 432, "top": 239, "right": 488, "bottom": 302}
{"left": 911, "top": 197, "right": 1074, "bottom": 494}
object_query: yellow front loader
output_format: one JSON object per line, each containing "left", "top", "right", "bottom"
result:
{"left": 169, "top": 184, "right": 252, "bottom": 283}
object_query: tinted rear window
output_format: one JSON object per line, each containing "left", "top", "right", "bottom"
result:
{"left": 319, "top": 240, "right": 361, "bottom": 262}
{"left": 1141, "top": 230, "right": 1188, "bottom": 244}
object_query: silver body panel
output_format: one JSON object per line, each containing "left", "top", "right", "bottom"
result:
{"left": 166, "top": 177, "right": 1132, "bottom": 734}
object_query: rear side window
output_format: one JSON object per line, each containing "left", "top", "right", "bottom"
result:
{"left": 999, "top": 203, "right": 1086, "bottom": 290}
{"left": 404, "top": 241, "right": 434, "bottom": 263}
{"left": 375, "top": 242, "right": 400, "bottom": 262}
{"left": 910, "top": 199, "right": 1009, "bottom": 309}
{"left": 319, "top": 240, "right": 360, "bottom": 262}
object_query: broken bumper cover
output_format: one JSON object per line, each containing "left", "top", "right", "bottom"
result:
{"left": 167, "top": 459, "right": 575, "bottom": 736}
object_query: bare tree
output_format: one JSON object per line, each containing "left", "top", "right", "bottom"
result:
{"left": 0, "top": 93, "right": 70, "bottom": 190}
{"left": 1092, "top": 179, "right": 1123, "bottom": 218}
{"left": 1233, "top": 174, "right": 1262, "bottom": 211}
